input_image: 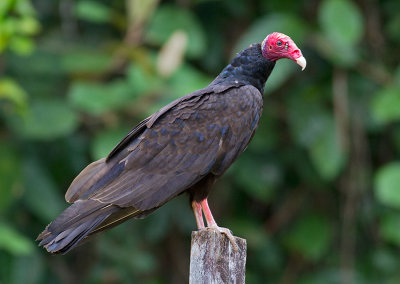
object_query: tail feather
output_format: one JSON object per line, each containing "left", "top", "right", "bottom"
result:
{"left": 37, "top": 200, "right": 119, "bottom": 254}
{"left": 36, "top": 199, "right": 154, "bottom": 254}
{"left": 44, "top": 215, "right": 109, "bottom": 254}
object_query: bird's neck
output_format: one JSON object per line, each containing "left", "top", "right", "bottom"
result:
{"left": 210, "top": 43, "right": 276, "bottom": 94}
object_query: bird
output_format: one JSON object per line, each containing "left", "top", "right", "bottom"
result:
{"left": 37, "top": 32, "right": 306, "bottom": 254}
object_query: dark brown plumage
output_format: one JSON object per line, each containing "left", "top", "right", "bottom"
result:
{"left": 37, "top": 33, "right": 306, "bottom": 254}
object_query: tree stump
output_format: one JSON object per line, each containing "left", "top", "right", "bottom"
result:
{"left": 189, "top": 229, "right": 247, "bottom": 284}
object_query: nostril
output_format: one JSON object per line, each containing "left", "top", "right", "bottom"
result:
{"left": 292, "top": 49, "right": 301, "bottom": 58}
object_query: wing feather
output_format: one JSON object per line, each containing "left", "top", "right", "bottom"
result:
{"left": 65, "top": 85, "right": 263, "bottom": 212}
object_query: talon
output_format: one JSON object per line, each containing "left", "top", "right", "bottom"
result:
{"left": 196, "top": 198, "right": 239, "bottom": 251}
{"left": 207, "top": 226, "right": 239, "bottom": 251}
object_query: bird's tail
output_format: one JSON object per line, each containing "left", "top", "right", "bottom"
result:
{"left": 36, "top": 200, "right": 125, "bottom": 254}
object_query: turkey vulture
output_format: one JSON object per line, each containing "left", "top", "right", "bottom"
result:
{"left": 37, "top": 32, "right": 306, "bottom": 253}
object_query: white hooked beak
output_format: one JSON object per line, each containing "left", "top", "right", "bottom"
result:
{"left": 296, "top": 56, "right": 307, "bottom": 71}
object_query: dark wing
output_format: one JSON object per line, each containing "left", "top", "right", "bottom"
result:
{"left": 105, "top": 80, "right": 245, "bottom": 162}
{"left": 65, "top": 85, "right": 263, "bottom": 211}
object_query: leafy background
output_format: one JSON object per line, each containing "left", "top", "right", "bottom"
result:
{"left": 1, "top": 0, "right": 400, "bottom": 283}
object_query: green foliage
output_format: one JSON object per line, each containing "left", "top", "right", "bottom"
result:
{"left": 380, "top": 212, "right": 400, "bottom": 246}
{"left": 75, "top": 1, "right": 112, "bottom": 23}
{"left": 22, "top": 157, "right": 66, "bottom": 222}
{"left": 284, "top": 214, "right": 333, "bottom": 261}
{"left": 10, "top": 99, "right": 79, "bottom": 140}
{"left": 318, "top": 0, "right": 364, "bottom": 66}
{"left": 371, "top": 86, "right": 400, "bottom": 125}
{"left": 232, "top": 155, "right": 279, "bottom": 202}
{"left": 167, "top": 63, "right": 211, "bottom": 97}
{"left": 319, "top": 0, "right": 363, "bottom": 46}
{"left": 374, "top": 162, "right": 400, "bottom": 209}
{"left": 60, "top": 49, "right": 112, "bottom": 73}
{"left": 1, "top": 0, "right": 400, "bottom": 283}
{"left": 146, "top": 5, "right": 206, "bottom": 58}
{"left": 0, "top": 222, "right": 34, "bottom": 255}
{"left": 0, "top": 0, "right": 40, "bottom": 54}
{"left": 0, "top": 142, "right": 21, "bottom": 213}
{"left": 308, "top": 118, "right": 344, "bottom": 180}
{"left": 68, "top": 80, "right": 135, "bottom": 115}
{"left": 287, "top": 91, "right": 344, "bottom": 180}
{"left": 127, "top": 62, "right": 163, "bottom": 96}
{"left": 0, "top": 78, "right": 28, "bottom": 113}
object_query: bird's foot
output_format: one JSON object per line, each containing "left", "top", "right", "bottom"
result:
{"left": 205, "top": 226, "right": 238, "bottom": 251}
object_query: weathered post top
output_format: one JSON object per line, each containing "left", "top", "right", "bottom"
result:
{"left": 189, "top": 230, "right": 247, "bottom": 284}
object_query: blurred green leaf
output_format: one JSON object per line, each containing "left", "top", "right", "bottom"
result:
{"left": 0, "top": 142, "right": 21, "bottom": 212}
{"left": 22, "top": 157, "right": 66, "bottom": 222}
{"left": 248, "top": 114, "right": 278, "bottom": 152}
{"left": 17, "top": 16, "right": 40, "bottom": 35}
{"left": 266, "top": 59, "right": 299, "bottom": 94}
{"left": 284, "top": 214, "right": 333, "bottom": 261}
{"left": 256, "top": 239, "right": 284, "bottom": 272}
{"left": 394, "top": 65, "right": 400, "bottom": 86}
{"left": 15, "top": 0, "right": 37, "bottom": 16}
{"left": 75, "top": 0, "right": 111, "bottom": 23}
{"left": 374, "top": 162, "right": 400, "bottom": 209}
{"left": 287, "top": 91, "right": 328, "bottom": 147}
{"left": 127, "top": 62, "right": 162, "bottom": 95}
{"left": 1, "top": 17, "right": 19, "bottom": 35}
{"left": 317, "top": 0, "right": 363, "bottom": 66}
{"left": 386, "top": 13, "right": 400, "bottom": 42}
{"left": 0, "top": 33, "right": 7, "bottom": 52}
{"left": 168, "top": 63, "right": 211, "bottom": 96}
{"left": 61, "top": 50, "right": 112, "bottom": 73}
{"left": 10, "top": 253, "right": 43, "bottom": 284}
{"left": 371, "top": 86, "right": 400, "bottom": 125}
{"left": 393, "top": 127, "right": 400, "bottom": 154}
{"left": 380, "top": 212, "right": 400, "bottom": 246}
{"left": 287, "top": 92, "right": 344, "bottom": 180}
{"left": 319, "top": 0, "right": 363, "bottom": 46}
{"left": 9, "top": 35, "right": 34, "bottom": 55}
{"left": 0, "top": 222, "right": 34, "bottom": 256}
{"left": 126, "top": 0, "right": 159, "bottom": 25}
{"left": 6, "top": 49, "right": 63, "bottom": 77}
{"left": 308, "top": 119, "right": 344, "bottom": 181}
{"left": 0, "top": 78, "right": 28, "bottom": 112}
{"left": 146, "top": 5, "right": 206, "bottom": 58}
{"left": 297, "top": 269, "right": 343, "bottom": 284}
{"left": 233, "top": 156, "right": 280, "bottom": 202}
{"left": 99, "top": 230, "right": 157, "bottom": 274}
{"left": 69, "top": 80, "right": 136, "bottom": 114}
{"left": 314, "top": 33, "right": 359, "bottom": 66}
{"left": 0, "top": 0, "right": 39, "bottom": 55}
{"left": 91, "top": 126, "right": 131, "bottom": 160}
{"left": 0, "top": 0, "right": 13, "bottom": 18}
{"left": 370, "top": 247, "right": 400, "bottom": 275}
{"left": 9, "top": 99, "right": 78, "bottom": 140}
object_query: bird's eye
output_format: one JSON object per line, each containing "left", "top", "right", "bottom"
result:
{"left": 277, "top": 40, "right": 282, "bottom": 46}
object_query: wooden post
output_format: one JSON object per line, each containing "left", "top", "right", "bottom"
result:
{"left": 189, "top": 230, "right": 247, "bottom": 284}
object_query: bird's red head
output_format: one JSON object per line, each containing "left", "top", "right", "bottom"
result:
{"left": 261, "top": 32, "right": 306, "bottom": 71}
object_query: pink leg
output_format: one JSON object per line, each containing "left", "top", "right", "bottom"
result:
{"left": 191, "top": 200, "right": 205, "bottom": 229}
{"left": 200, "top": 198, "right": 238, "bottom": 251}
{"left": 200, "top": 198, "right": 217, "bottom": 227}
